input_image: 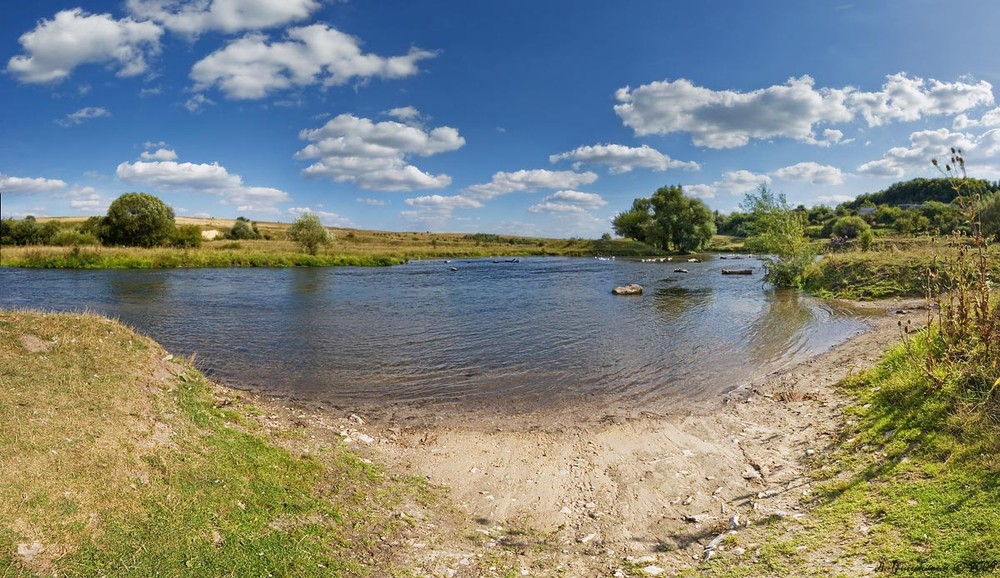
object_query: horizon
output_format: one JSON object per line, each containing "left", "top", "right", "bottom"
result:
{"left": 3, "top": 1, "right": 1000, "bottom": 237}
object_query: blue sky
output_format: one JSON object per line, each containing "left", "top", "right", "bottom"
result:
{"left": 3, "top": 0, "right": 1000, "bottom": 237}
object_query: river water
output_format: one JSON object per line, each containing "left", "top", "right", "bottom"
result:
{"left": 0, "top": 256, "right": 872, "bottom": 417}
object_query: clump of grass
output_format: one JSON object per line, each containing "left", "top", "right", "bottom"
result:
{"left": 0, "top": 311, "right": 434, "bottom": 576}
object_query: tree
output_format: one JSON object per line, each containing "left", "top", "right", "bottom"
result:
{"left": 980, "top": 193, "right": 1000, "bottom": 240}
{"left": 101, "top": 192, "right": 175, "bottom": 247}
{"left": 612, "top": 186, "right": 715, "bottom": 252}
{"left": 831, "top": 216, "right": 871, "bottom": 239}
{"left": 740, "top": 185, "right": 812, "bottom": 287}
{"left": 228, "top": 216, "right": 261, "bottom": 240}
{"left": 287, "top": 213, "right": 331, "bottom": 255}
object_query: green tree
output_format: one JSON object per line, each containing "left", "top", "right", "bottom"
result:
{"left": 612, "top": 186, "right": 715, "bottom": 252}
{"left": 228, "top": 216, "right": 261, "bottom": 240}
{"left": 287, "top": 213, "right": 331, "bottom": 255}
{"left": 100, "top": 193, "right": 176, "bottom": 247}
{"left": 740, "top": 185, "right": 812, "bottom": 287}
{"left": 0, "top": 218, "right": 11, "bottom": 245}
{"left": 831, "top": 216, "right": 872, "bottom": 239}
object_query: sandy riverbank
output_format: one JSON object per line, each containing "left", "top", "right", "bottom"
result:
{"left": 242, "top": 298, "right": 927, "bottom": 576}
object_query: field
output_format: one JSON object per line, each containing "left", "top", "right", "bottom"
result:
{"left": 0, "top": 216, "right": 665, "bottom": 268}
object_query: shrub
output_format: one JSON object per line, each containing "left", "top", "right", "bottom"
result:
{"left": 51, "top": 229, "right": 100, "bottom": 246}
{"left": 287, "top": 213, "right": 332, "bottom": 255}
{"left": 831, "top": 215, "right": 872, "bottom": 239}
{"left": 228, "top": 216, "right": 261, "bottom": 240}
{"left": 171, "top": 225, "right": 203, "bottom": 248}
{"left": 101, "top": 193, "right": 175, "bottom": 247}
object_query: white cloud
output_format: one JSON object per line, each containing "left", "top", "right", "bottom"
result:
{"left": 816, "top": 194, "right": 856, "bottom": 206}
{"left": 405, "top": 195, "right": 483, "bottom": 210}
{"left": 549, "top": 143, "right": 699, "bottom": 174}
{"left": 0, "top": 174, "right": 68, "bottom": 193}
{"left": 464, "top": 169, "right": 598, "bottom": 201}
{"left": 614, "top": 73, "right": 993, "bottom": 149}
{"left": 614, "top": 75, "right": 853, "bottom": 148}
{"left": 771, "top": 162, "right": 845, "bottom": 185}
{"left": 528, "top": 190, "right": 607, "bottom": 214}
{"left": 385, "top": 106, "right": 420, "bottom": 121}
{"left": 953, "top": 106, "right": 1000, "bottom": 130}
{"left": 848, "top": 73, "right": 993, "bottom": 127}
{"left": 140, "top": 147, "right": 178, "bottom": 161}
{"left": 56, "top": 107, "right": 112, "bottom": 127}
{"left": 116, "top": 155, "right": 289, "bottom": 207}
{"left": 683, "top": 170, "right": 771, "bottom": 199}
{"left": 126, "top": 0, "right": 320, "bottom": 36}
{"left": 287, "top": 206, "right": 352, "bottom": 227}
{"left": 7, "top": 8, "right": 162, "bottom": 84}
{"left": 184, "top": 93, "right": 215, "bottom": 113}
{"left": 857, "top": 128, "right": 978, "bottom": 178}
{"left": 190, "top": 24, "right": 436, "bottom": 99}
{"left": 296, "top": 113, "right": 463, "bottom": 192}
{"left": 356, "top": 197, "right": 387, "bottom": 206}
{"left": 68, "top": 187, "right": 106, "bottom": 211}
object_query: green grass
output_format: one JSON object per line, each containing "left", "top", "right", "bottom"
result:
{"left": 0, "top": 311, "right": 436, "bottom": 576}
{"left": 682, "top": 335, "right": 1000, "bottom": 578}
{"left": 800, "top": 239, "right": 1000, "bottom": 300}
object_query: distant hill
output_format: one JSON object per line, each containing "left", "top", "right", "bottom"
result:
{"left": 844, "top": 177, "right": 1000, "bottom": 209}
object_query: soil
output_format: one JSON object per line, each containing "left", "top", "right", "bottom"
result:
{"left": 238, "top": 298, "right": 928, "bottom": 577}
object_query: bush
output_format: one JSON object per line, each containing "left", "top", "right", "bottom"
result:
{"left": 228, "top": 216, "right": 261, "bottom": 240}
{"left": 171, "top": 225, "right": 203, "bottom": 248}
{"left": 51, "top": 229, "right": 100, "bottom": 246}
{"left": 287, "top": 213, "right": 332, "bottom": 255}
{"left": 831, "top": 216, "right": 872, "bottom": 239}
{"left": 100, "top": 192, "right": 175, "bottom": 247}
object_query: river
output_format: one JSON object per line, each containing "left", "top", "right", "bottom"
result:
{"left": 0, "top": 256, "right": 873, "bottom": 417}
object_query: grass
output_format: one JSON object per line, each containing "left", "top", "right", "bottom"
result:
{"left": 0, "top": 310, "right": 444, "bottom": 576}
{"left": 800, "top": 237, "right": 1000, "bottom": 300}
{"left": 1, "top": 217, "right": 667, "bottom": 268}
{"left": 680, "top": 335, "right": 1000, "bottom": 578}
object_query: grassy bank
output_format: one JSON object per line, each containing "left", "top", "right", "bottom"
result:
{"left": 800, "top": 238, "right": 1000, "bottom": 300}
{"left": 0, "top": 310, "right": 445, "bottom": 576}
{"left": 1, "top": 218, "right": 666, "bottom": 268}
{"left": 678, "top": 333, "right": 1000, "bottom": 578}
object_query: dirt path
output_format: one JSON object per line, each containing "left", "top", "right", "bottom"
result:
{"left": 244, "top": 299, "right": 926, "bottom": 576}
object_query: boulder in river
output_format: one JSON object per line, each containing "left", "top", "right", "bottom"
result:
{"left": 612, "top": 284, "right": 643, "bottom": 295}
{"left": 721, "top": 268, "right": 753, "bottom": 275}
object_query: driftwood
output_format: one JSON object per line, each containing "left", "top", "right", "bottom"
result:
{"left": 721, "top": 268, "right": 753, "bottom": 275}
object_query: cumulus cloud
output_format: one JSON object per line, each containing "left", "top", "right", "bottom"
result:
{"left": 405, "top": 195, "right": 483, "bottom": 210}
{"left": 848, "top": 73, "right": 993, "bottom": 127}
{"left": 126, "top": 0, "right": 320, "bottom": 36}
{"left": 953, "top": 106, "right": 1000, "bottom": 130}
{"left": 356, "top": 197, "right": 387, "bottom": 206}
{"left": 190, "top": 24, "right": 436, "bottom": 99}
{"left": 549, "top": 143, "right": 699, "bottom": 174}
{"left": 68, "top": 187, "right": 106, "bottom": 211}
{"left": 857, "top": 128, "right": 978, "bottom": 178}
{"left": 682, "top": 170, "right": 772, "bottom": 199}
{"left": 56, "top": 107, "right": 112, "bottom": 127}
{"left": 385, "top": 106, "right": 420, "bottom": 121}
{"left": 116, "top": 152, "right": 289, "bottom": 207}
{"left": 464, "top": 169, "right": 598, "bottom": 201}
{"left": 528, "top": 190, "right": 607, "bottom": 214}
{"left": 614, "top": 73, "right": 993, "bottom": 149}
{"left": 140, "top": 147, "right": 178, "bottom": 161}
{"left": 771, "top": 161, "right": 845, "bottom": 185}
{"left": 295, "top": 112, "right": 463, "bottom": 192}
{"left": 0, "top": 174, "right": 68, "bottom": 193}
{"left": 287, "top": 206, "right": 352, "bottom": 227}
{"left": 7, "top": 8, "right": 162, "bottom": 84}
{"left": 816, "top": 194, "right": 856, "bottom": 206}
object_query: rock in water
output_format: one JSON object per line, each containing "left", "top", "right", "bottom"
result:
{"left": 612, "top": 284, "right": 643, "bottom": 295}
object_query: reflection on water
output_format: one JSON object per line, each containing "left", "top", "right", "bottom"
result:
{"left": 0, "top": 257, "right": 872, "bottom": 415}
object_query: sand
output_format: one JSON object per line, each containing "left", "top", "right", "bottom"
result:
{"left": 245, "top": 298, "right": 928, "bottom": 575}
